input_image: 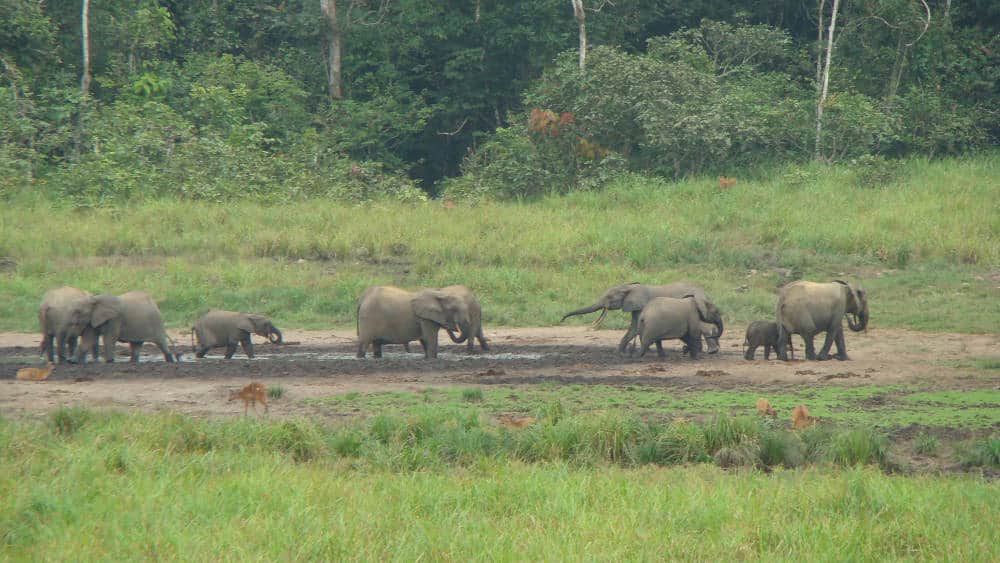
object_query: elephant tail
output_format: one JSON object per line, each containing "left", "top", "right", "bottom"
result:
{"left": 190, "top": 327, "right": 196, "bottom": 355}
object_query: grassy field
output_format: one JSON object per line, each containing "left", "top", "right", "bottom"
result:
{"left": 1, "top": 154, "right": 997, "bottom": 332}
{"left": 2, "top": 409, "right": 999, "bottom": 559}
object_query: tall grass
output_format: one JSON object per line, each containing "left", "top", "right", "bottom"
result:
{"left": 0, "top": 154, "right": 996, "bottom": 331}
{"left": 2, "top": 412, "right": 999, "bottom": 560}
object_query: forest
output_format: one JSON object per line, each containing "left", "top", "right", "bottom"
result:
{"left": 1, "top": 0, "right": 997, "bottom": 204}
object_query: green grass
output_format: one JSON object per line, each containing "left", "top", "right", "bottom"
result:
{"left": 308, "top": 384, "right": 1000, "bottom": 430}
{"left": 1, "top": 154, "right": 997, "bottom": 332}
{"left": 2, "top": 411, "right": 999, "bottom": 559}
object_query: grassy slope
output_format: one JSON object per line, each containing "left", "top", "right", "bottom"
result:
{"left": 0, "top": 154, "right": 997, "bottom": 333}
{"left": 2, "top": 413, "right": 998, "bottom": 560}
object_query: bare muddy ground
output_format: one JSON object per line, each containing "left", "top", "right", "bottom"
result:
{"left": 0, "top": 325, "right": 998, "bottom": 421}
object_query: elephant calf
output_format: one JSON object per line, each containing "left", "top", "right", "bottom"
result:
{"left": 192, "top": 310, "right": 283, "bottom": 359}
{"left": 636, "top": 296, "right": 707, "bottom": 360}
{"left": 743, "top": 320, "right": 794, "bottom": 360}
{"left": 440, "top": 285, "right": 489, "bottom": 352}
{"left": 39, "top": 285, "right": 94, "bottom": 363}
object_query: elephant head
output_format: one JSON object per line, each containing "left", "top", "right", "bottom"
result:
{"left": 835, "top": 280, "right": 869, "bottom": 332}
{"left": 66, "top": 295, "right": 124, "bottom": 363}
{"left": 245, "top": 314, "right": 283, "bottom": 344}
{"left": 560, "top": 283, "right": 648, "bottom": 326}
{"left": 412, "top": 290, "right": 468, "bottom": 333}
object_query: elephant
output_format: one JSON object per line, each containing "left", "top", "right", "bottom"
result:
{"left": 192, "top": 310, "right": 283, "bottom": 359}
{"left": 743, "top": 320, "right": 794, "bottom": 360}
{"left": 635, "top": 296, "right": 708, "bottom": 359}
{"left": 776, "top": 280, "right": 869, "bottom": 361}
{"left": 440, "top": 285, "right": 490, "bottom": 352}
{"left": 38, "top": 286, "right": 94, "bottom": 363}
{"left": 68, "top": 291, "right": 178, "bottom": 363}
{"left": 561, "top": 282, "right": 724, "bottom": 355}
{"left": 356, "top": 285, "right": 470, "bottom": 359}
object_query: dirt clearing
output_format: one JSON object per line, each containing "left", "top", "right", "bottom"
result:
{"left": 1, "top": 325, "right": 997, "bottom": 420}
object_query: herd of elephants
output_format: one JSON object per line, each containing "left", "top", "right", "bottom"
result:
{"left": 36, "top": 279, "right": 870, "bottom": 366}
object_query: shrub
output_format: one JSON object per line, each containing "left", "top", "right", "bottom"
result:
{"left": 829, "top": 428, "right": 889, "bottom": 468}
{"left": 960, "top": 437, "right": 1000, "bottom": 468}
{"left": 263, "top": 419, "right": 326, "bottom": 462}
{"left": 913, "top": 433, "right": 940, "bottom": 457}
{"left": 461, "top": 388, "right": 484, "bottom": 403}
{"left": 50, "top": 407, "right": 92, "bottom": 437}
{"left": 702, "top": 415, "right": 760, "bottom": 454}
{"left": 267, "top": 385, "right": 286, "bottom": 399}
{"left": 759, "top": 430, "right": 806, "bottom": 469}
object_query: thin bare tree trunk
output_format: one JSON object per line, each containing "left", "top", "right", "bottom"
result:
{"left": 815, "top": 0, "right": 840, "bottom": 161}
{"left": 81, "top": 0, "right": 91, "bottom": 96}
{"left": 885, "top": 35, "right": 907, "bottom": 100}
{"left": 571, "top": 0, "right": 586, "bottom": 70}
{"left": 815, "top": 0, "right": 825, "bottom": 91}
{"left": 320, "top": 0, "right": 343, "bottom": 99}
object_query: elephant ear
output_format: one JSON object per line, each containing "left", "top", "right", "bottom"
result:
{"left": 235, "top": 316, "right": 256, "bottom": 333}
{"left": 682, "top": 294, "right": 710, "bottom": 321}
{"left": 412, "top": 291, "right": 449, "bottom": 327}
{"left": 245, "top": 314, "right": 270, "bottom": 334}
{"left": 833, "top": 280, "right": 861, "bottom": 308}
{"left": 621, "top": 287, "right": 648, "bottom": 312}
{"left": 91, "top": 297, "right": 121, "bottom": 327}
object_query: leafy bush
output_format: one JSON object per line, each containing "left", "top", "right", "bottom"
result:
{"left": 829, "top": 428, "right": 889, "bottom": 468}
{"left": 960, "top": 437, "right": 1000, "bottom": 468}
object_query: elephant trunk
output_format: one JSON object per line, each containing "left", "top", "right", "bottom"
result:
{"left": 448, "top": 320, "right": 472, "bottom": 344}
{"left": 560, "top": 303, "right": 606, "bottom": 324}
{"left": 712, "top": 316, "right": 724, "bottom": 340}
{"left": 268, "top": 327, "right": 283, "bottom": 344}
{"left": 847, "top": 309, "right": 868, "bottom": 332}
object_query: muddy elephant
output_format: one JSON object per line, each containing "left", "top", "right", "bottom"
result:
{"left": 356, "top": 286, "right": 470, "bottom": 359}
{"left": 68, "top": 291, "right": 178, "bottom": 363}
{"left": 38, "top": 286, "right": 94, "bottom": 363}
{"left": 192, "top": 310, "right": 283, "bottom": 359}
{"left": 636, "top": 296, "right": 709, "bottom": 359}
{"left": 561, "top": 282, "right": 724, "bottom": 355}
{"left": 776, "top": 280, "right": 869, "bottom": 361}
{"left": 743, "top": 320, "right": 794, "bottom": 360}
{"left": 440, "top": 285, "right": 489, "bottom": 352}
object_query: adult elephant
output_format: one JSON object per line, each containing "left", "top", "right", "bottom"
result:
{"left": 38, "top": 286, "right": 94, "bottom": 363}
{"left": 636, "top": 296, "right": 709, "bottom": 359}
{"left": 560, "top": 282, "right": 724, "bottom": 355}
{"left": 192, "top": 310, "right": 283, "bottom": 359}
{"left": 440, "top": 285, "right": 489, "bottom": 352}
{"left": 356, "top": 286, "right": 470, "bottom": 359}
{"left": 67, "top": 291, "right": 178, "bottom": 363}
{"left": 776, "top": 280, "right": 869, "bottom": 361}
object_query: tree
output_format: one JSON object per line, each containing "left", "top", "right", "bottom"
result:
{"left": 571, "top": 0, "right": 586, "bottom": 70}
{"left": 80, "top": 0, "right": 91, "bottom": 95}
{"left": 320, "top": 0, "right": 390, "bottom": 100}
{"left": 815, "top": 0, "right": 840, "bottom": 160}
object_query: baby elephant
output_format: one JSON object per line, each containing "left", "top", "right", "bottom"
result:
{"left": 636, "top": 296, "right": 709, "bottom": 360}
{"left": 192, "top": 310, "right": 283, "bottom": 359}
{"left": 743, "top": 320, "right": 794, "bottom": 360}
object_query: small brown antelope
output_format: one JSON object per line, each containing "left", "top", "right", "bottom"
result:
{"left": 17, "top": 363, "right": 55, "bottom": 381}
{"left": 791, "top": 404, "right": 819, "bottom": 429}
{"left": 229, "top": 382, "right": 269, "bottom": 416}
{"left": 496, "top": 414, "right": 535, "bottom": 429}
{"left": 756, "top": 398, "right": 777, "bottom": 417}
{"left": 718, "top": 176, "right": 737, "bottom": 189}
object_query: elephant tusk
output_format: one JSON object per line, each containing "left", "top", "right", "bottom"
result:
{"left": 591, "top": 308, "right": 608, "bottom": 328}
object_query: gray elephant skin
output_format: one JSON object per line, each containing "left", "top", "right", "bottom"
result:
{"left": 67, "top": 291, "right": 178, "bottom": 363}
{"left": 776, "top": 280, "right": 869, "bottom": 361}
{"left": 561, "top": 282, "right": 724, "bottom": 355}
{"left": 743, "top": 320, "right": 794, "bottom": 360}
{"left": 356, "top": 286, "right": 470, "bottom": 359}
{"left": 635, "top": 296, "right": 708, "bottom": 359}
{"left": 440, "top": 285, "right": 489, "bottom": 352}
{"left": 39, "top": 286, "right": 94, "bottom": 363}
{"left": 192, "top": 310, "right": 283, "bottom": 359}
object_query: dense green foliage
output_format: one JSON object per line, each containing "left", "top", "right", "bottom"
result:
{"left": 2, "top": 410, "right": 999, "bottom": 559}
{"left": 1, "top": 0, "right": 996, "bottom": 202}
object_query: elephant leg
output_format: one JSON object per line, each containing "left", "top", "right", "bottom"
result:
{"left": 55, "top": 334, "right": 68, "bottom": 363}
{"left": 618, "top": 313, "right": 640, "bottom": 355}
{"left": 687, "top": 335, "right": 702, "bottom": 360}
{"left": 129, "top": 342, "right": 143, "bottom": 363}
{"left": 803, "top": 334, "right": 817, "bottom": 361}
{"left": 638, "top": 337, "right": 652, "bottom": 358}
{"left": 43, "top": 334, "right": 56, "bottom": 363}
{"left": 764, "top": 344, "right": 772, "bottom": 360}
{"left": 356, "top": 338, "right": 368, "bottom": 358}
{"left": 374, "top": 342, "right": 384, "bottom": 358}
{"left": 744, "top": 344, "right": 756, "bottom": 361}
{"left": 403, "top": 342, "right": 411, "bottom": 353}
{"left": 224, "top": 343, "right": 237, "bottom": 360}
{"left": 816, "top": 329, "right": 836, "bottom": 361}
{"left": 196, "top": 345, "right": 210, "bottom": 358}
{"left": 99, "top": 333, "right": 115, "bottom": 363}
{"left": 477, "top": 328, "right": 490, "bottom": 352}
{"left": 154, "top": 337, "right": 174, "bottom": 362}
{"left": 655, "top": 340, "right": 665, "bottom": 358}
{"left": 240, "top": 335, "right": 254, "bottom": 359}
{"left": 834, "top": 328, "right": 850, "bottom": 361}
{"left": 66, "top": 335, "right": 79, "bottom": 360}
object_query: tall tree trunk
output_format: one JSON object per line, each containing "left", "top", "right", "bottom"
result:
{"left": 571, "top": 0, "right": 586, "bottom": 70}
{"left": 815, "top": 0, "right": 825, "bottom": 91}
{"left": 320, "top": 0, "right": 343, "bottom": 100}
{"left": 815, "top": 0, "right": 840, "bottom": 161}
{"left": 885, "top": 35, "right": 908, "bottom": 100}
{"left": 81, "top": 0, "right": 91, "bottom": 96}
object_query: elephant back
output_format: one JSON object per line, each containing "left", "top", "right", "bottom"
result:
{"left": 118, "top": 291, "right": 168, "bottom": 341}
{"left": 39, "top": 286, "right": 92, "bottom": 330}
